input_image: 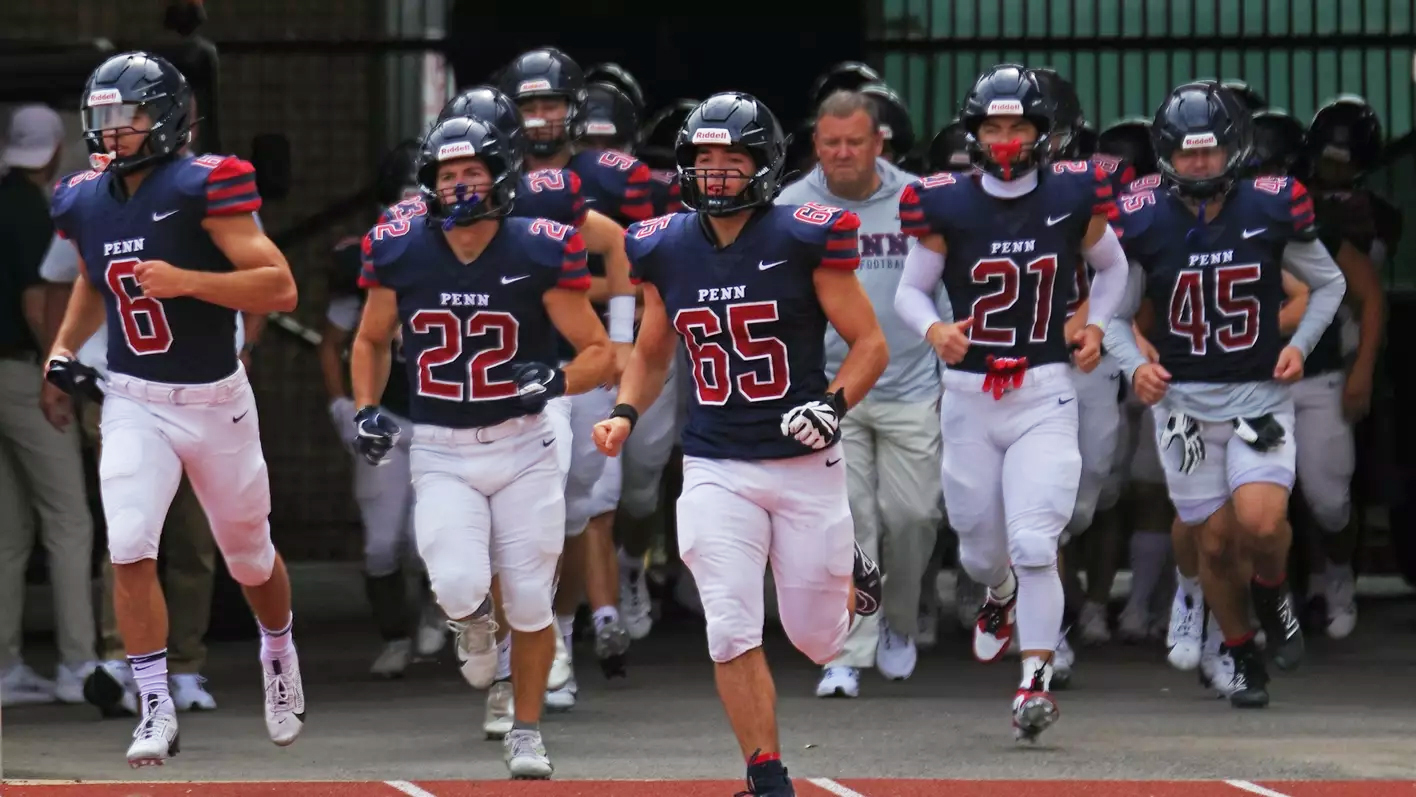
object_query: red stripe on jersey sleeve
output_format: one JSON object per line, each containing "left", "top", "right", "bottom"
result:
{"left": 1288, "top": 181, "right": 1317, "bottom": 230}
{"left": 205, "top": 157, "right": 263, "bottom": 217}
{"left": 1119, "top": 163, "right": 1137, "bottom": 188}
{"left": 820, "top": 210, "right": 861, "bottom": 270}
{"left": 1091, "top": 164, "right": 1118, "bottom": 218}
{"left": 898, "top": 184, "right": 931, "bottom": 238}
{"left": 558, "top": 231, "right": 592, "bottom": 290}
{"left": 356, "top": 233, "right": 382, "bottom": 289}
{"left": 617, "top": 163, "right": 655, "bottom": 222}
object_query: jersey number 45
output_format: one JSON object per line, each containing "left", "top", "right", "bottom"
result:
{"left": 674, "top": 302, "right": 789, "bottom": 405}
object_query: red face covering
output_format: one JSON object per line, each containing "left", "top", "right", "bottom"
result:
{"left": 989, "top": 138, "right": 1024, "bottom": 180}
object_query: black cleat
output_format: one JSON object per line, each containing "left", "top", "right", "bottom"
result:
{"left": 851, "top": 541, "right": 882, "bottom": 616}
{"left": 736, "top": 751, "right": 795, "bottom": 797}
{"left": 1251, "top": 578, "right": 1304, "bottom": 671}
{"left": 1225, "top": 639, "right": 1270, "bottom": 709}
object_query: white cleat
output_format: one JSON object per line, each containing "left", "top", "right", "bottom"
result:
{"left": 262, "top": 649, "right": 306, "bottom": 746}
{"left": 127, "top": 694, "right": 179, "bottom": 767}
{"left": 370, "top": 639, "right": 413, "bottom": 679}
{"left": 547, "top": 632, "right": 572, "bottom": 692}
{"left": 1166, "top": 588, "right": 1204, "bottom": 671}
{"left": 875, "top": 620, "right": 917, "bottom": 681}
{"left": 483, "top": 680, "right": 515, "bottom": 740}
{"left": 54, "top": 661, "right": 97, "bottom": 704}
{"left": 544, "top": 674, "right": 577, "bottom": 712}
{"left": 451, "top": 613, "right": 499, "bottom": 690}
{"left": 1077, "top": 601, "right": 1111, "bottom": 646}
{"left": 619, "top": 557, "right": 654, "bottom": 641}
{"left": 814, "top": 666, "right": 860, "bottom": 698}
{"left": 1199, "top": 648, "right": 1239, "bottom": 698}
{"left": 1325, "top": 566, "right": 1358, "bottom": 640}
{"left": 1012, "top": 658, "right": 1058, "bottom": 743}
{"left": 170, "top": 673, "right": 217, "bottom": 711}
{"left": 1051, "top": 636, "right": 1075, "bottom": 690}
{"left": 504, "top": 728, "right": 554, "bottom": 779}
{"left": 416, "top": 603, "right": 448, "bottom": 658}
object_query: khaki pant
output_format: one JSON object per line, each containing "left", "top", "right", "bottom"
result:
{"left": 0, "top": 358, "right": 96, "bottom": 668}
{"left": 827, "top": 396, "right": 943, "bottom": 669}
{"left": 82, "top": 401, "right": 217, "bottom": 673}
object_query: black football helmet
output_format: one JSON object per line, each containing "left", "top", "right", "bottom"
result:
{"left": 1030, "top": 67, "right": 1085, "bottom": 158}
{"left": 416, "top": 116, "right": 520, "bottom": 228}
{"left": 810, "top": 61, "right": 883, "bottom": 108}
{"left": 640, "top": 98, "right": 700, "bottom": 169}
{"left": 500, "top": 47, "right": 586, "bottom": 157}
{"left": 675, "top": 92, "right": 787, "bottom": 216}
{"left": 81, "top": 51, "right": 193, "bottom": 176}
{"left": 439, "top": 85, "right": 524, "bottom": 158}
{"left": 581, "top": 83, "right": 640, "bottom": 152}
{"left": 1097, "top": 118, "right": 1157, "bottom": 177}
{"left": 960, "top": 64, "right": 1058, "bottom": 181}
{"left": 1072, "top": 124, "right": 1099, "bottom": 158}
{"left": 1221, "top": 80, "right": 1268, "bottom": 113}
{"left": 927, "top": 121, "right": 972, "bottom": 172}
{"left": 1151, "top": 82, "right": 1253, "bottom": 200}
{"left": 858, "top": 83, "right": 915, "bottom": 165}
{"left": 1245, "top": 110, "right": 1306, "bottom": 177}
{"left": 1305, "top": 95, "right": 1383, "bottom": 186}
{"left": 375, "top": 139, "right": 421, "bottom": 207}
{"left": 585, "top": 63, "right": 645, "bottom": 115}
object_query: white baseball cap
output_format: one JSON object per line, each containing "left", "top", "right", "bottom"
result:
{"left": 3, "top": 105, "right": 65, "bottom": 170}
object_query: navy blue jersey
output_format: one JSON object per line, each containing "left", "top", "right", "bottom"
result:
{"left": 567, "top": 149, "right": 654, "bottom": 230}
{"left": 359, "top": 210, "right": 591, "bottom": 429}
{"left": 1114, "top": 176, "right": 1318, "bottom": 383}
{"left": 512, "top": 168, "right": 587, "bottom": 228}
{"left": 900, "top": 162, "right": 1115, "bottom": 374}
{"left": 51, "top": 154, "right": 261, "bottom": 385}
{"left": 1064, "top": 153, "right": 1136, "bottom": 315}
{"left": 331, "top": 236, "right": 410, "bottom": 417}
{"left": 648, "top": 168, "right": 684, "bottom": 216}
{"left": 627, "top": 204, "right": 861, "bottom": 461}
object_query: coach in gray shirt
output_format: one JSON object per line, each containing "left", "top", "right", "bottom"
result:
{"left": 777, "top": 90, "right": 941, "bottom": 696}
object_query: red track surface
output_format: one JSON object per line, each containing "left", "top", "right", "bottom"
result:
{"left": 4, "top": 780, "right": 1415, "bottom": 797}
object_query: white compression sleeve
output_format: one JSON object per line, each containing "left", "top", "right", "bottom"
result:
{"left": 894, "top": 243, "right": 948, "bottom": 339}
{"left": 1081, "top": 225, "right": 1129, "bottom": 331}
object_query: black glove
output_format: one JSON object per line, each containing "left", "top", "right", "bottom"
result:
{"left": 45, "top": 355, "right": 105, "bottom": 403}
{"left": 1233, "top": 414, "right": 1286, "bottom": 453}
{"left": 353, "top": 405, "right": 400, "bottom": 466}
{"left": 511, "top": 362, "right": 566, "bottom": 413}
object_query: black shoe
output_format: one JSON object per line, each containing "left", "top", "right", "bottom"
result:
{"left": 851, "top": 541, "right": 881, "bottom": 617}
{"left": 1225, "top": 639, "right": 1270, "bottom": 709}
{"left": 83, "top": 664, "right": 133, "bottom": 719}
{"left": 736, "top": 751, "right": 795, "bottom": 797}
{"left": 1251, "top": 578, "right": 1304, "bottom": 671}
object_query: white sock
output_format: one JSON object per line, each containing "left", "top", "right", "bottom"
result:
{"left": 592, "top": 605, "right": 619, "bottom": 630}
{"left": 1014, "top": 562, "right": 1064, "bottom": 652}
{"left": 1126, "top": 531, "right": 1171, "bottom": 612}
{"left": 129, "top": 649, "right": 169, "bottom": 702}
{"left": 260, "top": 613, "right": 294, "bottom": 657}
{"left": 495, "top": 635, "right": 512, "bottom": 681}
{"left": 556, "top": 614, "right": 575, "bottom": 653}
{"left": 1020, "top": 655, "right": 1053, "bottom": 691}
{"left": 991, "top": 568, "right": 1018, "bottom": 601}
{"left": 1178, "top": 571, "right": 1203, "bottom": 603}
{"left": 1203, "top": 608, "right": 1224, "bottom": 656}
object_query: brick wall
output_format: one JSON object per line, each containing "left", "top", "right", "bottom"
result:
{"left": 1, "top": 1, "right": 390, "bottom": 558}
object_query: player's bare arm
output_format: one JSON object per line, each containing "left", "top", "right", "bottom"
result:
{"left": 544, "top": 286, "right": 614, "bottom": 394}
{"left": 579, "top": 209, "right": 631, "bottom": 304}
{"left": 350, "top": 286, "right": 399, "bottom": 408}
{"left": 1278, "top": 270, "right": 1309, "bottom": 336}
{"left": 49, "top": 261, "right": 106, "bottom": 360}
{"left": 895, "top": 232, "right": 974, "bottom": 364}
{"left": 814, "top": 267, "right": 887, "bottom": 407}
{"left": 1333, "top": 238, "right": 1385, "bottom": 419}
{"left": 593, "top": 283, "right": 675, "bottom": 457}
{"left": 318, "top": 321, "right": 352, "bottom": 402}
{"left": 133, "top": 213, "right": 298, "bottom": 313}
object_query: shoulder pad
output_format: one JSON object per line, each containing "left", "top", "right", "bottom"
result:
{"left": 898, "top": 172, "right": 960, "bottom": 238}
{"left": 1248, "top": 176, "right": 1318, "bottom": 242}
{"left": 510, "top": 217, "right": 591, "bottom": 291}
{"left": 625, "top": 213, "right": 681, "bottom": 284}
{"left": 364, "top": 207, "right": 425, "bottom": 271}
{"left": 179, "top": 154, "right": 263, "bottom": 217}
{"left": 521, "top": 169, "right": 588, "bottom": 227}
{"left": 1050, "top": 160, "right": 1117, "bottom": 218}
{"left": 50, "top": 169, "right": 103, "bottom": 236}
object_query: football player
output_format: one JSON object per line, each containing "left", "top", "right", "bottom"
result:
{"left": 46, "top": 52, "right": 304, "bottom": 765}
{"left": 594, "top": 92, "right": 887, "bottom": 797}
{"left": 639, "top": 98, "right": 698, "bottom": 214}
{"left": 892, "top": 64, "right": 1129, "bottom": 741}
{"left": 1103, "top": 82, "right": 1346, "bottom": 708}
{"left": 502, "top": 47, "right": 652, "bottom": 682}
{"left": 350, "top": 116, "right": 612, "bottom": 778}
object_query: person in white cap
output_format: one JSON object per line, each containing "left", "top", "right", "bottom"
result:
{"left": 0, "top": 103, "right": 101, "bottom": 708}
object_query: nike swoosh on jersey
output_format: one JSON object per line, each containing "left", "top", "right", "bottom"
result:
{"left": 152, "top": 209, "right": 180, "bottom": 221}
{"left": 758, "top": 260, "right": 787, "bottom": 270}
{"left": 501, "top": 275, "right": 530, "bottom": 284}
{"left": 1046, "top": 214, "right": 1071, "bottom": 226}
{"left": 1242, "top": 228, "right": 1267, "bottom": 239}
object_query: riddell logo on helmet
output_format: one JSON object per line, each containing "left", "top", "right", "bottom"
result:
{"left": 518, "top": 79, "right": 552, "bottom": 93}
{"left": 986, "top": 100, "right": 1024, "bottom": 115}
{"left": 1182, "top": 132, "right": 1218, "bottom": 149}
{"left": 437, "top": 141, "right": 476, "bottom": 160}
{"left": 691, "top": 128, "right": 732, "bottom": 145}
{"left": 584, "top": 121, "right": 618, "bottom": 136}
{"left": 87, "top": 89, "right": 123, "bottom": 106}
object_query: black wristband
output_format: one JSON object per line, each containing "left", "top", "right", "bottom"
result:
{"left": 610, "top": 403, "right": 640, "bottom": 432}
{"left": 827, "top": 388, "right": 848, "bottom": 417}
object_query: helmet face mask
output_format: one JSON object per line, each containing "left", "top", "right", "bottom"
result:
{"left": 1151, "top": 82, "right": 1252, "bottom": 201}
{"left": 960, "top": 65, "right": 1058, "bottom": 182}
{"left": 416, "top": 116, "right": 521, "bottom": 228}
{"left": 1305, "top": 96, "right": 1383, "bottom": 188}
{"left": 674, "top": 92, "right": 786, "bottom": 217}
{"left": 82, "top": 51, "right": 193, "bottom": 177}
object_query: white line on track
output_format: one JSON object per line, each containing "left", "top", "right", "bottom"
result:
{"left": 385, "top": 781, "right": 439, "bottom": 797}
{"left": 1225, "top": 781, "right": 1293, "bottom": 797}
{"left": 807, "top": 777, "right": 871, "bottom": 797}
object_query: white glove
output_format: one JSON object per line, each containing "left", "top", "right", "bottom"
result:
{"left": 780, "top": 391, "right": 846, "bottom": 450}
{"left": 329, "top": 397, "right": 358, "bottom": 450}
{"left": 1161, "top": 411, "right": 1205, "bottom": 475}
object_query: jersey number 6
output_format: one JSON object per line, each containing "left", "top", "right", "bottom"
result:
{"left": 106, "top": 258, "right": 174, "bottom": 355}
{"left": 408, "top": 309, "right": 520, "bottom": 401}
{"left": 674, "top": 302, "right": 789, "bottom": 405}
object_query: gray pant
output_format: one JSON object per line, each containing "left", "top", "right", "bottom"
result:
{"left": 0, "top": 358, "right": 96, "bottom": 668}
{"left": 828, "top": 396, "right": 943, "bottom": 669}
